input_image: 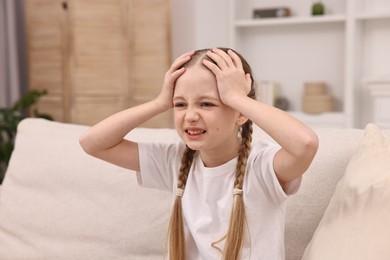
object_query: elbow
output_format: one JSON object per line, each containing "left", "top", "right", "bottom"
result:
{"left": 292, "top": 130, "right": 319, "bottom": 164}
{"left": 293, "top": 132, "right": 319, "bottom": 176}
{"left": 79, "top": 131, "right": 97, "bottom": 156}
{"left": 302, "top": 131, "right": 319, "bottom": 162}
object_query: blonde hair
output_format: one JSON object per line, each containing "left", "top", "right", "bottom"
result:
{"left": 168, "top": 48, "right": 256, "bottom": 260}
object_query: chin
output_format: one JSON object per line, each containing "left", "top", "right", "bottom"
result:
{"left": 185, "top": 142, "right": 203, "bottom": 151}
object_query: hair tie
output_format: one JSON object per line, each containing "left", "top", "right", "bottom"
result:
{"left": 233, "top": 188, "right": 243, "bottom": 196}
{"left": 176, "top": 188, "right": 184, "bottom": 197}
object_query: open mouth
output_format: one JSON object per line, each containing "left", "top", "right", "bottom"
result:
{"left": 185, "top": 129, "right": 206, "bottom": 136}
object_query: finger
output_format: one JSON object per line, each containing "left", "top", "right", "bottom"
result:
{"left": 206, "top": 50, "right": 229, "bottom": 70}
{"left": 176, "top": 50, "right": 195, "bottom": 60}
{"left": 211, "top": 48, "right": 235, "bottom": 68}
{"left": 202, "top": 59, "right": 220, "bottom": 75}
{"left": 169, "top": 51, "right": 194, "bottom": 72}
{"left": 174, "top": 51, "right": 194, "bottom": 67}
{"left": 228, "top": 49, "right": 244, "bottom": 71}
{"left": 166, "top": 67, "right": 186, "bottom": 85}
{"left": 171, "top": 67, "right": 186, "bottom": 79}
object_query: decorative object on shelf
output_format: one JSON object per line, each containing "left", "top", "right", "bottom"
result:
{"left": 302, "top": 82, "right": 334, "bottom": 114}
{"left": 253, "top": 7, "right": 291, "bottom": 19}
{"left": 312, "top": 1, "right": 325, "bottom": 16}
{"left": 0, "top": 89, "right": 53, "bottom": 184}
{"left": 274, "top": 97, "right": 290, "bottom": 111}
{"left": 256, "top": 80, "right": 280, "bottom": 106}
{"left": 257, "top": 81, "right": 289, "bottom": 111}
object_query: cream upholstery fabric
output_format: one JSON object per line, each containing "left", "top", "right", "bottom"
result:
{"left": 302, "top": 123, "right": 390, "bottom": 260}
{"left": 0, "top": 118, "right": 389, "bottom": 259}
{"left": 0, "top": 119, "right": 175, "bottom": 260}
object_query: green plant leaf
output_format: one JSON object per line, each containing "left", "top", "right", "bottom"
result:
{"left": 12, "top": 89, "right": 48, "bottom": 112}
{"left": 1, "top": 89, "right": 52, "bottom": 184}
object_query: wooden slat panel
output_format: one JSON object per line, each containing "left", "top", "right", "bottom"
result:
{"left": 25, "top": 0, "right": 67, "bottom": 120}
{"left": 33, "top": 96, "right": 65, "bottom": 122}
{"left": 69, "top": 0, "right": 128, "bottom": 97}
{"left": 71, "top": 96, "right": 128, "bottom": 125}
{"left": 29, "top": 49, "right": 63, "bottom": 93}
{"left": 26, "top": 0, "right": 172, "bottom": 127}
{"left": 71, "top": 56, "right": 127, "bottom": 96}
{"left": 132, "top": 0, "right": 171, "bottom": 97}
{"left": 132, "top": 0, "right": 172, "bottom": 127}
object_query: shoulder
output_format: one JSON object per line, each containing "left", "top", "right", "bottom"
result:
{"left": 246, "top": 140, "right": 301, "bottom": 198}
{"left": 137, "top": 141, "right": 186, "bottom": 190}
{"left": 246, "top": 140, "right": 280, "bottom": 186}
{"left": 249, "top": 140, "right": 280, "bottom": 160}
{"left": 246, "top": 140, "right": 280, "bottom": 183}
{"left": 138, "top": 140, "right": 186, "bottom": 154}
{"left": 138, "top": 141, "right": 186, "bottom": 163}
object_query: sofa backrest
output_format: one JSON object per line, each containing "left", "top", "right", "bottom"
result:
{"left": 0, "top": 119, "right": 175, "bottom": 260}
{"left": 0, "top": 118, "right": 388, "bottom": 260}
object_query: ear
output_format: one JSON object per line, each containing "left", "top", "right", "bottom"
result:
{"left": 236, "top": 113, "right": 248, "bottom": 127}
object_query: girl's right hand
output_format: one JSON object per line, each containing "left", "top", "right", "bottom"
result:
{"left": 156, "top": 50, "right": 194, "bottom": 110}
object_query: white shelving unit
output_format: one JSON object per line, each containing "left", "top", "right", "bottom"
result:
{"left": 363, "top": 77, "right": 390, "bottom": 128}
{"left": 229, "top": 0, "right": 390, "bottom": 128}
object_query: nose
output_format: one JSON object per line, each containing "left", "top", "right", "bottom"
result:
{"left": 184, "top": 107, "right": 199, "bottom": 122}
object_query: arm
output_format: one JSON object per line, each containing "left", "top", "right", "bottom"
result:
{"left": 229, "top": 98, "right": 318, "bottom": 187}
{"left": 79, "top": 51, "right": 194, "bottom": 171}
{"left": 203, "top": 49, "right": 318, "bottom": 188}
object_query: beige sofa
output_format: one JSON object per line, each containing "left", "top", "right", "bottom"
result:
{"left": 0, "top": 118, "right": 389, "bottom": 260}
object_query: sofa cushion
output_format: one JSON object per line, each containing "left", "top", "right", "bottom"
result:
{"left": 302, "top": 123, "right": 390, "bottom": 260}
{"left": 284, "top": 126, "right": 367, "bottom": 260}
{"left": 0, "top": 118, "right": 176, "bottom": 260}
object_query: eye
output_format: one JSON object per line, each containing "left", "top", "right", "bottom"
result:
{"left": 201, "top": 102, "right": 215, "bottom": 108}
{"left": 174, "top": 102, "right": 186, "bottom": 108}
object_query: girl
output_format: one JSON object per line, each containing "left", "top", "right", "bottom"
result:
{"left": 79, "top": 48, "right": 318, "bottom": 260}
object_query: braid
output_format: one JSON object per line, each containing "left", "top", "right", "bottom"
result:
{"left": 222, "top": 121, "right": 253, "bottom": 260}
{"left": 168, "top": 146, "right": 195, "bottom": 260}
{"left": 177, "top": 146, "right": 195, "bottom": 189}
{"left": 234, "top": 121, "right": 253, "bottom": 189}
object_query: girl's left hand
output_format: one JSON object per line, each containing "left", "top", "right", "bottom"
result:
{"left": 203, "top": 48, "right": 252, "bottom": 106}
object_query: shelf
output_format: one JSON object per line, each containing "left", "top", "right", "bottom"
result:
{"left": 362, "top": 77, "right": 390, "bottom": 84}
{"left": 355, "top": 12, "right": 390, "bottom": 21}
{"left": 234, "top": 15, "right": 346, "bottom": 28}
{"left": 288, "top": 111, "right": 346, "bottom": 128}
{"left": 231, "top": 0, "right": 390, "bottom": 128}
{"left": 363, "top": 77, "right": 390, "bottom": 96}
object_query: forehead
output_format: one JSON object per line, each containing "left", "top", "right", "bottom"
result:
{"left": 174, "top": 67, "right": 218, "bottom": 98}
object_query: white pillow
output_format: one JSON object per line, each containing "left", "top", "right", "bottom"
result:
{"left": 302, "top": 123, "right": 390, "bottom": 260}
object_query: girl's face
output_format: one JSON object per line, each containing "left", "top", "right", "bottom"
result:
{"left": 173, "top": 66, "right": 243, "bottom": 166}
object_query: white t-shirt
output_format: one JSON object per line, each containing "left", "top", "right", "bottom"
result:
{"left": 137, "top": 140, "right": 301, "bottom": 260}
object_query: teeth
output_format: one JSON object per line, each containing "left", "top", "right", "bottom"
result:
{"left": 187, "top": 130, "right": 205, "bottom": 135}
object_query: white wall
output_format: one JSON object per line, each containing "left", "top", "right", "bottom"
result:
{"left": 170, "top": 0, "right": 230, "bottom": 58}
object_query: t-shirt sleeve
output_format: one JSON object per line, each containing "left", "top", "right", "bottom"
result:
{"left": 249, "top": 141, "right": 302, "bottom": 203}
{"left": 136, "top": 141, "right": 184, "bottom": 193}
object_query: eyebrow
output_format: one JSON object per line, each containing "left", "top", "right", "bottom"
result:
{"left": 173, "top": 95, "right": 220, "bottom": 102}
